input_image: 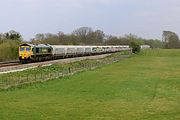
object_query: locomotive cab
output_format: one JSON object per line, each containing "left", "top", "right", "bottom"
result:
{"left": 19, "top": 43, "right": 53, "bottom": 63}
{"left": 19, "top": 44, "right": 34, "bottom": 63}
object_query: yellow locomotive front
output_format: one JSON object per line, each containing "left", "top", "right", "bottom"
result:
{"left": 19, "top": 44, "right": 34, "bottom": 63}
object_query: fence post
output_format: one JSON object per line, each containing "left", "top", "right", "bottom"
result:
{"left": 68, "top": 67, "right": 71, "bottom": 73}
{"left": 0, "top": 76, "right": 3, "bottom": 89}
{"left": 34, "top": 73, "right": 36, "bottom": 81}
{"left": 41, "top": 72, "right": 42, "bottom": 80}
{"left": 82, "top": 63, "right": 85, "bottom": 70}
{"left": 62, "top": 69, "right": 65, "bottom": 76}
{"left": 18, "top": 75, "right": 20, "bottom": 85}
{"left": 6, "top": 76, "right": 8, "bottom": 88}
{"left": 71, "top": 66, "right": 73, "bottom": 73}
{"left": 26, "top": 74, "right": 28, "bottom": 82}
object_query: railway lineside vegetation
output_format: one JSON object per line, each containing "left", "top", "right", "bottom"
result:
{"left": 0, "top": 27, "right": 164, "bottom": 61}
{"left": 0, "top": 40, "right": 20, "bottom": 61}
{"left": 0, "top": 49, "right": 179, "bottom": 119}
{"left": 0, "top": 52, "right": 130, "bottom": 90}
{"left": 0, "top": 30, "right": 22, "bottom": 61}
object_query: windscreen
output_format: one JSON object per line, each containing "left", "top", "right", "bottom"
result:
{"left": 20, "top": 47, "right": 25, "bottom": 51}
{"left": 20, "top": 47, "right": 31, "bottom": 52}
{"left": 26, "top": 47, "right": 31, "bottom": 51}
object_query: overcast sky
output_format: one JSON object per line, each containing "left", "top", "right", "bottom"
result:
{"left": 0, "top": 0, "right": 180, "bottom": 40}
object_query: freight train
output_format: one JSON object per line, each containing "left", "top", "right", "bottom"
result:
{"left": 19, "top": 43, "right": 130, "bottom": 63}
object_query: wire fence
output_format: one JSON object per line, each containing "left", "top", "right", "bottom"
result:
{"left": 0, "top": 54, "right": 130, "bottom": 90}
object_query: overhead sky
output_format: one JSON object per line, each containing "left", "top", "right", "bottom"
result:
{"left": 0, "top": 0, "right": 180, "bottom": 40}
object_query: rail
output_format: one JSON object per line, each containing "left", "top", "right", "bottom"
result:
{"left": 0, "top": 60, "right": 20, "bottom": 68}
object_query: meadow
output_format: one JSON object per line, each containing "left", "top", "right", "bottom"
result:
{"left": 0, "top": 49, "right": 180, "bottom": 120}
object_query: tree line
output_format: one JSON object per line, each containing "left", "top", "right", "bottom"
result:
{"left": 30, "top": 27, "right": 163, "bottom": 49}
{"left": 0, "top": 27, "right": 179, "bottom": 61}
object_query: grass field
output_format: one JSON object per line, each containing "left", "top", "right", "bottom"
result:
{"left": 0, "top": 49, "right": 180, "bottom": 120}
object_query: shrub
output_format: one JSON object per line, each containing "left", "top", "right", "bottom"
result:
{"left": 0, "top": 40, "right": 20, "bottom": 61}
{"left": 130, "top": 41, "right": 141, "bottom": 53}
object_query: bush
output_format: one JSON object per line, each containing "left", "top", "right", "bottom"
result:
{"left": 130, "top": 41, "right": 141, "bottom": 53}
{"left": 0, "top": 40, "right": 20, "bottom": 61}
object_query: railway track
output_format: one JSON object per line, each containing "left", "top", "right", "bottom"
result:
{"left": 0, "top": 60, "right": 20, "bottom": 68}
{"left": 0, "top": 53, "right": 112, "bottom": 68}
{"left": 0, "top": 54, "right": 112, "bottom": 74}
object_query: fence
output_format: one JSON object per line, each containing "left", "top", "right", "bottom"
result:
{"left": 0, "top": 54, "right": 130, "bottom": 90}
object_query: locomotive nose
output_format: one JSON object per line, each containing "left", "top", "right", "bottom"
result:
{"left": 21, "top": 53, "right": 29, "bottom": 59}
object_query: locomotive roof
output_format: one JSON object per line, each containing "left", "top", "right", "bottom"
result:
{"left": 20, "top": 43, "right": 35, "bottom": 47}
{"left": 20, "top": 43, "right": 52, "bottom": 48}
{"left": 35, "top": 44, "right": 52, "bottom": 48}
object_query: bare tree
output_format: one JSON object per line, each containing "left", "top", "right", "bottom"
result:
{"left": 162, "top": 31, "right": 180, "bottom": 48}
{"left": 73, "top": 27, "right": 93, "bottom": 37}
{"left": 35, "top": 33, "right": 45, "bottom": 41}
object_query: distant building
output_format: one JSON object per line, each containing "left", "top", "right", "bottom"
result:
{"left": 140, "top": 45, "right": 150, "bottom": 49}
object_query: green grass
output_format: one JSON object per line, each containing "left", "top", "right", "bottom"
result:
{"left": 0, "top": 52, "right": 127, "bottom": 87}
{"left": 0, "top": 49, "right": 180, "bottom": 120}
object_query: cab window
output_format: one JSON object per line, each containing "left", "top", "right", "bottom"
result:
{"left": 26, "top": 48, "right": 31, "bottom": 51}
{"left": 48, "top": 48, "right": 51, "bottom": 53}
{"left": 20, "top": 47, "right": 25, "bottom": 51}
{"left": 36, "top": 48, "right": 39, "bottom": 53}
